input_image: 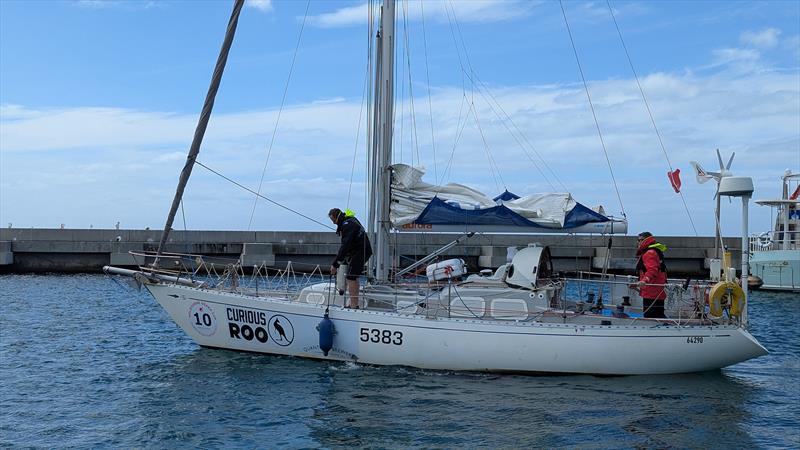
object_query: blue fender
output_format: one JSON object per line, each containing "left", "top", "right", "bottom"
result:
{"left": 317, "top": 313, "right": 335, "bottom": 356}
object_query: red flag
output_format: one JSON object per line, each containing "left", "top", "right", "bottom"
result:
{"left": 668, "top": 169, "right": 682, "bottom": 193}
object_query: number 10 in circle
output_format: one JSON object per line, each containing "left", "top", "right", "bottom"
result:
{"left": 189, "top": 301, "right": 218, "bottom": 336}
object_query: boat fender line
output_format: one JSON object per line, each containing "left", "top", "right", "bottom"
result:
{"left": 317, "top": 312, "right": 335, "bottom": 356}
{"left": 708, "top": 281, "right": 746, "bottom": 317}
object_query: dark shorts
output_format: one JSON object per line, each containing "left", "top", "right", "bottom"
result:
{"left": 643, "top": 298, "right": 666, "bottom": 319}
{"left": 345, "top": 253, "right": 367, "bottom": 280}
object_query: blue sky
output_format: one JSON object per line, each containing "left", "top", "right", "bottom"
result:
{"left": 1, "top": 0, "right": 798, "bottom": 237}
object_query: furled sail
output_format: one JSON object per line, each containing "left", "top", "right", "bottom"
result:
{"left": 390, "top": 164, "right": 625, "bottom": 233}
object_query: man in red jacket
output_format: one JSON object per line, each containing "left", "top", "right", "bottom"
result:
{"left": 635, "top": 231, "right": 668, "bottom": 318}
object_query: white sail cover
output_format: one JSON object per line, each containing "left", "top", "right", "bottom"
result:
{"left": 390, "top": 164, "right": 605, "bottom": 229}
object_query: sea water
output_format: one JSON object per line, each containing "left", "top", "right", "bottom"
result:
{"left": 1, "top": 274, "right": 798, "bottom": 448}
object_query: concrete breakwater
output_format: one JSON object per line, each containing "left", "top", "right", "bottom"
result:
{"left": 0, "top": 228, "right": 743, "bottom": 277}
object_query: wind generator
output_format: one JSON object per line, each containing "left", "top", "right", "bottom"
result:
{"left": 691, "top": 149, "right": 755, "bottom": 320}
{"left": 691, "top": 149, "right": 736, "bottom": 259}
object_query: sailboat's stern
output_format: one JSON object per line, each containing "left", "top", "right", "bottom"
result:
{"left": 739, "top": 328, "right": 769, "bottom": 359}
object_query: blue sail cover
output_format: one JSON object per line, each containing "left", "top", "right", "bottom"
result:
{"left": 563, "top": 202, "right": 610, "bottom": 228}
{"left": 493, "top": 190, "right": 521, "bottom": 202}
{"left": 415, "top": 197, "right": 609, "bottom": 229}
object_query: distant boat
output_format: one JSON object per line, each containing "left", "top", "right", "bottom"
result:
{"left": 749, "top": 170, "right": 800, "bottom": 292}
{"left": 105, "top": 0, "right": 767, "bottom": 375}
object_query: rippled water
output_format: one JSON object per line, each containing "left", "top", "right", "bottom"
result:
{"left": 1, "top": 274, "right": 798, "bottom": 448}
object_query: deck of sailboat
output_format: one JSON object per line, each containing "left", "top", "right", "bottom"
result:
{"left": 140, "top": 276, "right": 722, "bottom": 330}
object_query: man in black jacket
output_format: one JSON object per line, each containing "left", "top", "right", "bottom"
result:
{"left": 328, "top": 208, "right": 373, "bottom": 309}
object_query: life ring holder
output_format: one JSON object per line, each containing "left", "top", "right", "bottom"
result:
{"left": 707, "top": 281, "right": 746, "bottom": 317}
{"left": 757, "top": 232, "right": 772, "bottom": 249}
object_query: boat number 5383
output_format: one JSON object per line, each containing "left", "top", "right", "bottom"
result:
{"left": 360, "top": 328, "right": 403, "bottom": 345}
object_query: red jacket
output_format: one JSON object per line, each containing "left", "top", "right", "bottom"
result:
{"left": 636, "top": 236, "right": 667, "bottom": 300}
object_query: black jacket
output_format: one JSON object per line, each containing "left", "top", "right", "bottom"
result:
{"left": 332, "top": 213, "right": 373, "bottom": 267}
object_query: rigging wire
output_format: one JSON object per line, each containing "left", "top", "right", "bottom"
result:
{"left": 445, "top": 1, "right": 477, "bottom": 106}
{"left": 606, "top": 0, "right": 698, "bottom": 235}
{"left": 407, "top": 24, "right": 565, "bottom": 193}
{"left": 401, "top": 1, "right": 423, "bottom": 169}
{"left": 443, "top": 1, "right": 468, "bottom": 108}
{"left": 433, "top": 17, "right": 563, "bottom": 193}
{"left": 196, "top": 160, "right": 334, "bottom": 230}
{"left": 419, "top": 1, "right": 439, "bottom": 183}
{"left": 440, "top": 0, "right": 503, "bottom": 191}
{"left": 247, "top": 0, "right": 311, "bottom": 230}
{"left": 441, "top": 0, "right": 471, "bottom": 180}
{"left": 459, "top": 70, "right": 560, "bottom": 191}
{"left": 180, "top": 200, "right": 187, "bottom": 231}
{"left": 437, "top": 93, "right": 471, "bottom": 188}
{"left": 346, "top": 35, "right": 374, "bottom": 209}
{"left": 470, "top": 102, "right": 505, "bottom": 191}
{"left": 559, "top": 0, "right": 627, "bottom": 218}
{"left": 470, "top": 73, "right": 568, "bottom": 191}
{"left": 442, "top": 0, "right": 562, "bottom": 193}
{"left": 397, "top": 0, "right": 407, "bottom": 166}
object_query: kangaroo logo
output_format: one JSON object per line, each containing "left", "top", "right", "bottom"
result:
{"left": 268, "top": 315, "right": 294, "bottom": 346}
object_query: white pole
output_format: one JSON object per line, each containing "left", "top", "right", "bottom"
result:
{"left": 782, "top": 203, "right": 790, "bottom": 251}
{"left": 781, "top": 172, "right": 791, "bottom": 250}
{"left": 741, "top": 195, "right": 750, "bottom": 325}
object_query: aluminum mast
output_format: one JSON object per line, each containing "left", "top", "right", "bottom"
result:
{"left": 368, "top": 0, "right": 395, "bottom": 281}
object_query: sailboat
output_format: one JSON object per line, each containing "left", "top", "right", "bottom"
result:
{"left": 104, "top": 0, "right": 767, "bottom": 375}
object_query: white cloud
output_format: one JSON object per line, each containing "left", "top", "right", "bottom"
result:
{"left": 740, "top": 28, "right": 781, "bottom": 49}
{"left": 711, "top": 47, "right": 760, "bottom": 65}
{"left": 246, "top": 0, "right": 273, "bottom": 13}
{"left": 312, "top": 97, "right": 347, "bottom": 105}
{"left": 0, "top": 104, "right": 45, "bottom": 120}
{"left": 307, "top": 0, "right": 535, "bottom": 28}
{"left": 154, "top": 151, "right": 187, "bottom": 163}
{"left": 1, "top": 67, "right": 797, "bottom": 235}
{"left": 307, "top": 2, "right": 366, "bottom": 28}
{"left": 0, "top": 107, "right": 193, "bottom": 152}
{"left": 702, "top": 47, "right": 764, "bottom": 73}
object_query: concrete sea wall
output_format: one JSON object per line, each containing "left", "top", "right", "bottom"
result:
{"left": 0, "top": 228, "right": 743, "bottom": 277}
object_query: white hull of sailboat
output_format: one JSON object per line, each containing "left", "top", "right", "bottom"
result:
{"left": 145, "top": 282, "right": 767, "bottom": 375}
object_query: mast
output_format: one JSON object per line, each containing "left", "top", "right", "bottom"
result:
{"left": 369, "top": 0, "right": 395, "bottom": 281}
{"left": 155, "top": 0, "right": 245, "bottom": 264}
{"left": 367, "top": 21, "right": 381, "bottom": 277}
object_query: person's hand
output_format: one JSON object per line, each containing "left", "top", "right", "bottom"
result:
{"left": 330, "top": 265, "right": 337, "bottom": 275}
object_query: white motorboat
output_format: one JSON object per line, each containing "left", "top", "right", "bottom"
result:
{"left": 749, "top": 170, "right": 800, "bottom": 291}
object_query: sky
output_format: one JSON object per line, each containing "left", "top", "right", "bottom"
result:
{"left": 1, "top": 0, "right": 798, "bottom": 238}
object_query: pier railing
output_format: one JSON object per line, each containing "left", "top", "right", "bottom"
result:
{"left": 749, "top": 231, "right": 799, "bottom": 253}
